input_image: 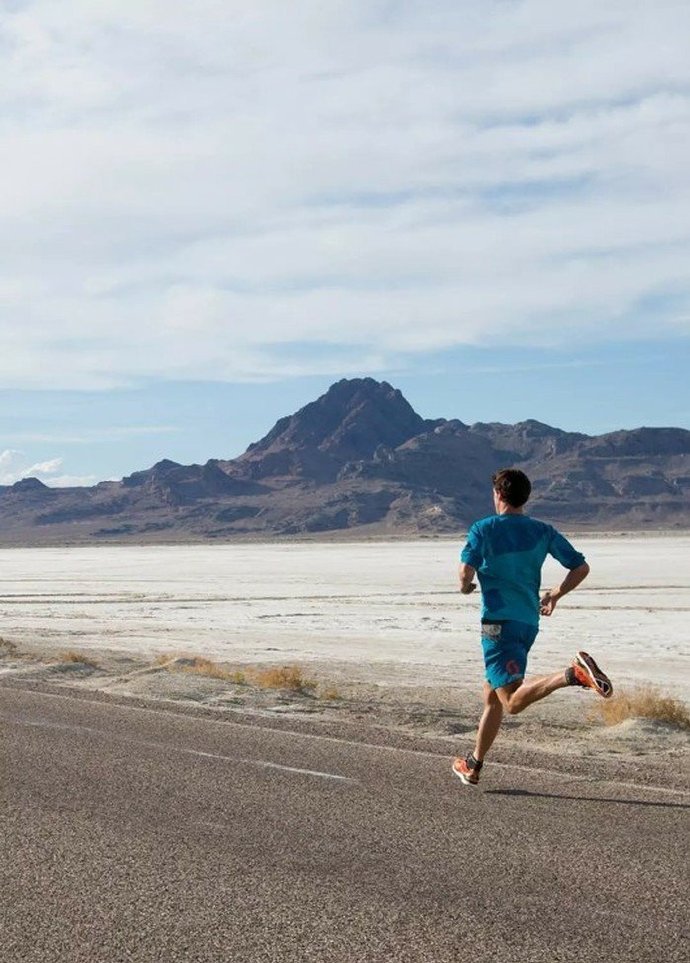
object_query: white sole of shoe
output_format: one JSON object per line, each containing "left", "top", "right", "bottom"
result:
{"left": 452, "top": 765, "right": 478, "bottom": 786}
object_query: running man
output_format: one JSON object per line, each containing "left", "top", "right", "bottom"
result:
{"left": 453, "top": 468, "right": 612, "bottom": 786}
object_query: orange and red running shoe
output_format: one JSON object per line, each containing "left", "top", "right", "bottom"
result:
{"left": 452, "top": 755, "right": 482, "bottom": 786}
{"left": 572, "top": 651, "right": 613, "bottom": 699}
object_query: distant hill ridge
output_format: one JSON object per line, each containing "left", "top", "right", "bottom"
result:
{"left": 1, "top": 377, "right": 688, "bottom": 544}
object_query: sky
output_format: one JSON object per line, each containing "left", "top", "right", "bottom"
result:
{"left": 1, "top": 0, "right": 689, "bottom": 486}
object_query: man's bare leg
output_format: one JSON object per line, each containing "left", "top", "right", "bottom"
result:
{"left": 495, "top": 670, "right": 568, "bottom": 715}
{"left": 453, "top": 685, "right": 505, "bottom": 784}
{"left": 474, "top": 683, "right": 504, "bottom": 761}
{"left": 455, "top": 659, "right": 613, "bottom": 784}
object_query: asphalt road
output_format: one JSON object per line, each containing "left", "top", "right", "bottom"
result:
{"left": 1, "top": 687, "right": 688, "bottom": 963}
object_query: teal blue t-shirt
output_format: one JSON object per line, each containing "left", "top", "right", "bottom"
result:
{"left": 460, "top": 514, "right": 586, "bottom": 626}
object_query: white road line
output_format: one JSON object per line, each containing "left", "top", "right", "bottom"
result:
{"left": 0, "top": 714, "right": 356, "bottom": 784}
{"left": 3, "top": 686, "right": 689, "bottom": 799}
{"left": 160, "top": 743, "right": 353, "bottom": 782}
{"left": 144, "top": 741, "right": 355, "bottom": 783}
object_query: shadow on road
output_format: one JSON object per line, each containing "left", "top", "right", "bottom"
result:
{"left": 485, "top": 788, "right": 689, "bottom": 810}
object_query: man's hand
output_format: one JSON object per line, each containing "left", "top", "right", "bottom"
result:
{"left": 541, "top": 563, "right": 590, "bottom": 616}
{"left": 458, "top": 562, "right": 477, "bottom": 595}
{"left": 540, "top": 590, "right": 559, "bottom": 616}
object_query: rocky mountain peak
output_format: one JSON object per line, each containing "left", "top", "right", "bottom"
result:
{"left": 122, "top": 459, "right": 183, "bottom": 488}
{"left": 11, "top": 477, "right": 49, "bottom": 492}
{"left": 239, "top": 378, "right": 427, "bottom": 479}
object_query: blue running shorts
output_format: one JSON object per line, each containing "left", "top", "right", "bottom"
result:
{"left": 481, "top": 619, "right": 539, "bottom": 690}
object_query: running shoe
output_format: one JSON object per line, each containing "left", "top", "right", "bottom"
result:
{"left": 452, "top": 756, "right": 480, "bottom": 786}
{"left": 572, "top": 651, "right": 613, "bottom": 699}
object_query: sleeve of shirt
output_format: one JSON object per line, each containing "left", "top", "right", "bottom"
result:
{"left": 460, "top": 522, "right": 483, "bottom": 568}
{"left": 548, "top": 527, "right": 586, "bottom": 570}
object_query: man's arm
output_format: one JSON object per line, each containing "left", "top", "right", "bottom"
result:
{"left": 459, "top": 522, "right": 482, "bottom": 595}
{"left": 459, "top": 562, "right": 477, "bottom": 595}
{"left": 540, "top": 562, "right": 590, "bottom": 616}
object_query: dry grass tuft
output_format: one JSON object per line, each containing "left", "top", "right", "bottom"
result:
{"left": 0, "top": 638, "right": 19, "bottom": 657}
{"left": 154, "top": 655, "right": 315, "bottom": 692}
{"left": 590, "top": 685, "right": 690, "bottom": 730}
{"left": 176, "top": 656, "right": 246, "bottom": 684}
{"left": 58, "top": 650, "right": 99, "bottom": 669}
{"left": 320, "top": 686, "right": 342, "bottom": 701}
{"left": 153, "top": 654, "right": 174, "bottom": 667}
{"left": 248, "top": 665, "right": 317, "bottom": 693}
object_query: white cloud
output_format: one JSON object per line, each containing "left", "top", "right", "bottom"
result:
{"left": 0, "top": 1, "right": 689, "bottom": 388}
{"left": 0, "top": 450, "right": 23, "bottom": 474}
{"left": 24, "top": 457, "right": 63, "bottom": 475}
{"left": 0, "top": 449, "right": 97, "bottom": 487}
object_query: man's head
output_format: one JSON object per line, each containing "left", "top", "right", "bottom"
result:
{"left": 492, "top": 468, "right": 531, "bottom": 511}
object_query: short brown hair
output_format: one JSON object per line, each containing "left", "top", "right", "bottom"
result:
{"left": 492, "top": 468, "right": 531, "bottom": 508}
